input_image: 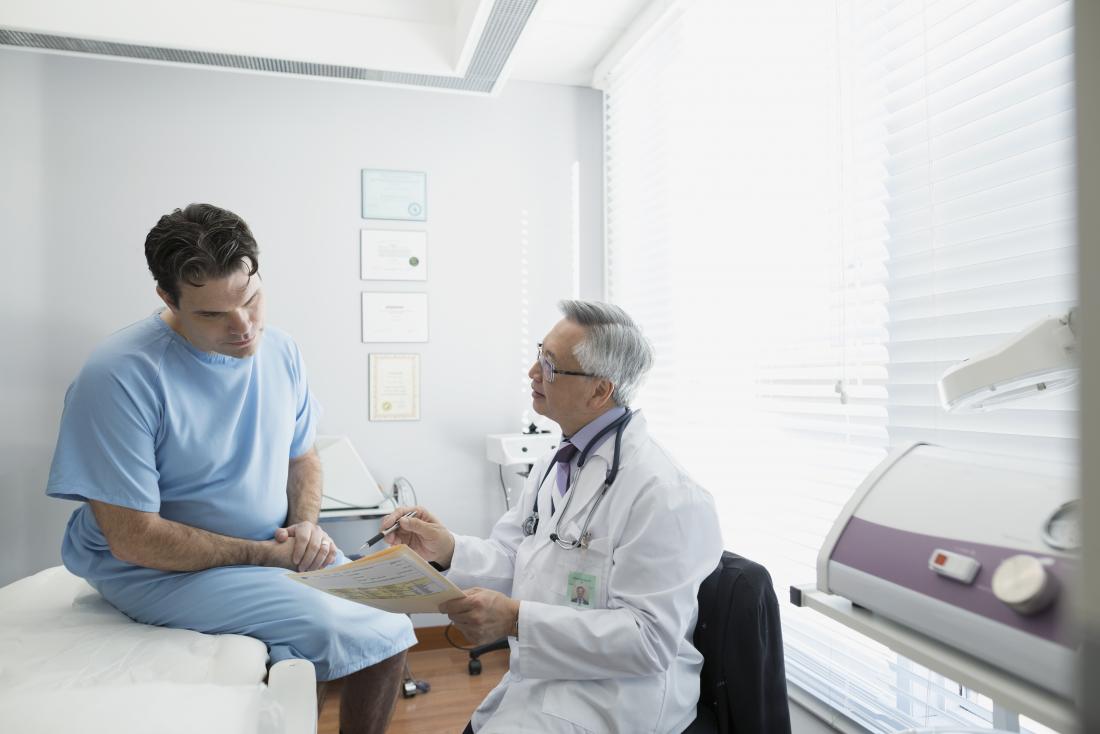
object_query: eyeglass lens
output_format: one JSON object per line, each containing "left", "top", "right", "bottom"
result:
{"left": 537, "top": 345, "right": 556, "bottom": 383}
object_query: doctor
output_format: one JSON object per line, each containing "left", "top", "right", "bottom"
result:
{"left": 383, "top": 300, "right": 723, "bottom": 734}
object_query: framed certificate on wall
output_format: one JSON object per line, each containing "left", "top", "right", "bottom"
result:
{"left": 369, "top": 353, "right": 420, "bottom": 421}
{"left": 361, "top": 169, "right": 427, "bottom": 221}
{"left": 361, "top": 229, "right": 427, "bottom": 281}
{"left": 361, "top": 292, "right": 428, "bottom": 343}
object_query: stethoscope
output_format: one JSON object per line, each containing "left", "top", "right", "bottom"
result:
{"left": 522, "top": 409, "right": 634, "bottom": 550}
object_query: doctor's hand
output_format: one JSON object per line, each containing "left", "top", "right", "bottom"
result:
{"left": 440, "top": 588, "right": 521, "bottom": 646}
{"left": 381, "top": 505, "right": 455, "bottom": 568}
{"left": 274, "top": 521, "right": 339, "bottom": 572}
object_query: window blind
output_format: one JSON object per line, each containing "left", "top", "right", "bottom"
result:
{"left": 874, "top": 0, "right": 1078, "bottom": 468}
{"left": 604, "top": 1, "right": 1076, "bottom": 731}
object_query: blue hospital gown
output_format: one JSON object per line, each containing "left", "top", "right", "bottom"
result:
{"left": 46, "top": 312, "right": 415, "bottom": 680}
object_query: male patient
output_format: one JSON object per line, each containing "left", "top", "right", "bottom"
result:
{"left": 45, "top": 203, "right": 415, "bottom": 734}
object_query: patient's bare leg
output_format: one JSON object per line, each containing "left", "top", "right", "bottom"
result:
{"left": 339, "top": 650, "right": 407, "bottom": 734}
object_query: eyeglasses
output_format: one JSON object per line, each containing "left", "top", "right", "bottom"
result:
{"left": 537, "top": 343, "right": 596, "bottom": 383}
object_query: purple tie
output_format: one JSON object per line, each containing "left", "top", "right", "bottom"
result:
{"left": 553, "top": 441, "right": 579, "bottom": 496}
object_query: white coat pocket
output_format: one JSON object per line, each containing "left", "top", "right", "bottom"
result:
{"left": 541, "top": 674, "right": 665, "bottom": 734}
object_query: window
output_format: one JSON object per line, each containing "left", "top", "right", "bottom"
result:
{"left": 604, "top": 0, "right": 1076, "bottom": 731}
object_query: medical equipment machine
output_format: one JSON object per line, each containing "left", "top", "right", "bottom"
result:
{"left": 316, "top": 435, "right": 398, "bottom": 554}
{"left": 817, "top": 442, "right": 1080, "bottom": 700}
{"left": 938, "top": 309, "right": 1079, "bottom": 413}
{"left": 317, "top": 434, "right": 387, "bottom": 512}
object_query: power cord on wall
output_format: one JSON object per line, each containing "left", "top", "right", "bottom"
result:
{"left": 320, "top": 494, "right": 372, "bottom": 509}
{"left": 498, "top": 466, "right": 511, "bottom": 510}
{"left": 497, "top": 463, "right": 534, "bottom": 511}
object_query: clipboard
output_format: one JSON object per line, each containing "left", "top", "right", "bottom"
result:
{"left": 288, "top": 544, "right": 464, "bottom": 614}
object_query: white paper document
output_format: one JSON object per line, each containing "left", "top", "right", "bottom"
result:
{"left": 361, "top": 292, "right": 428, "bottom": 343}
{"left": 288, "top": 544, "right": 464, "bottom": 614}
{"left": 361, "top": 230, "right": 427, "bottom": 281}
{"left": 369, "top": 353, "right": 420, "bottom": 421}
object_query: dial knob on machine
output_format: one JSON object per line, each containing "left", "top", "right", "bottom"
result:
{"left": 991, "top": 554, "right": 1058, "bottom": 615}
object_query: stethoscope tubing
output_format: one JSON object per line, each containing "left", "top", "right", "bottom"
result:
{"left": 522, "top": 409, "right": 633, "bottom": 549}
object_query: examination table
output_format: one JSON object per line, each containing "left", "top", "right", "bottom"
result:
{"left": 0, "top": 566, "right": 316, "bottom": 734}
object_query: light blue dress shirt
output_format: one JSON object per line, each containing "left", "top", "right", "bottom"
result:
{"left": 555, "top": 406, "right": 628, "bottom": 494}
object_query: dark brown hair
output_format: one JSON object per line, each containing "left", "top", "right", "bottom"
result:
{"left": 144, "top": 203, "right": 260, "bottom": 306}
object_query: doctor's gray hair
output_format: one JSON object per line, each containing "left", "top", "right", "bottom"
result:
{"left": 559, "top": 299, "right": 654, "bottom": 406}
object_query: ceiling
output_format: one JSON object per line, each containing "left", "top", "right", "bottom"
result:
{"left": 508, "top": 0, "right": 652, "bottom": 86}
{"left": 0, "top": 0, "right": 655, "bottom": 92}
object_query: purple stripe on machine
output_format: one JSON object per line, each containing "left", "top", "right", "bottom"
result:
{"left": 830, "top": 516, "right": 1078, "bottom": 648}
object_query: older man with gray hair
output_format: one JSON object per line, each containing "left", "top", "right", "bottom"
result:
{"left": 383, "top": 299, "right": 723, "bottom": 734}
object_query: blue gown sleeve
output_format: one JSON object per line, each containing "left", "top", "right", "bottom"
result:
{"left": 288, "top": 339, "right": 321, "bottom": 459}
{"left": 46, "top": 356, "right": 162, "bottom": 512}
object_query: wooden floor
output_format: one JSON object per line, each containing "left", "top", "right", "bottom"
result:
{"left": 318, "top": 646, "right": 509, "bottom": 734}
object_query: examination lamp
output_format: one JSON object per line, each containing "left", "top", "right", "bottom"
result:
{"left": 937, "top": 308, "right": 1079, "bottom": 413}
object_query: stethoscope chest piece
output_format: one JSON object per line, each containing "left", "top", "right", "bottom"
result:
{"left": 522, "top": 510, "right": 539, "bottom": 537}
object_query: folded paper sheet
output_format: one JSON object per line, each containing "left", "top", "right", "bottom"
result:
{"left": 288, "top": 544, "right": 465, "bottom": 614}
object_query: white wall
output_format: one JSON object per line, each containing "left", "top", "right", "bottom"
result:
{"left": 0, "top": 48, "right": 604, "bottom": 587}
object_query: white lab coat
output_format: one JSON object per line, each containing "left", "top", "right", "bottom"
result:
{"left": 447, "top": 412, "right": 724, "bottom": 734}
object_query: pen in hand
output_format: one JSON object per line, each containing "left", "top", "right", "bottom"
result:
{"left": 357, "top": 511, "right": 418, "bottom": 554}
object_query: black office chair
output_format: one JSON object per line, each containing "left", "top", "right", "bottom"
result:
{"left": 684, "top": 551, "right": 792, "bottom": 734}
{"left": 467, "top": 636, "right": 507, "bottom": 675}
{"left": 465, "top": 552, "right": 793, "bottom": 734}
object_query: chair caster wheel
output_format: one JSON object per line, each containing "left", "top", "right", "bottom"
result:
{"left": 468, "top": 658, "right": 482, "bottom": 675}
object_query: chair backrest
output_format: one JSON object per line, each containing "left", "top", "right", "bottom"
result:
{"left": 690, "top": 551, "right": 792, "bottom": 734}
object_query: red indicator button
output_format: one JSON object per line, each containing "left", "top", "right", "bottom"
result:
{"left": 934, "top": 553, "right": 948, "bottom": 566}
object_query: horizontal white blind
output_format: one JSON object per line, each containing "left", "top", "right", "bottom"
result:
{"left": 605, "top": 0, "right": 1075, "bottom": 732}
{"left": 873, "top": 0, "right": 1078, "bottom": 468}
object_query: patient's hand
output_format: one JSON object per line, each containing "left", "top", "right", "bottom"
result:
{"left": 257, "top": 537, "right": 299, "bottom": 571}
{"left": 381, "top": 505, "right": 455, "bottom": 568}
{"left": 274, "top": 522, "right": 339, "bottom": 572}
